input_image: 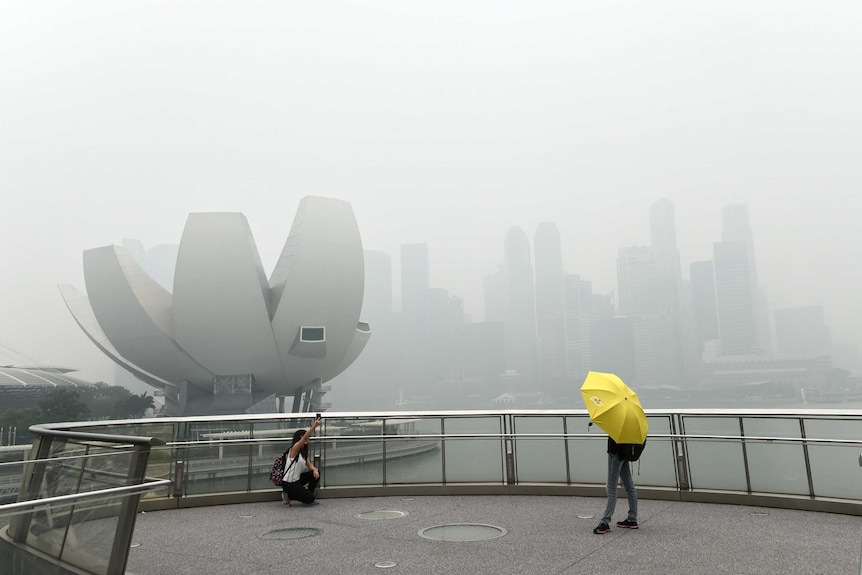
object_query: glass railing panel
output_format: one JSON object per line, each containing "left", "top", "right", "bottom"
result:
{"left": 442, "top": 416, "right": 504, "bottom": 483}
{"left": 24, "top": 445, "right": 87, "bottom": 557}
{"left": 23, "top": 499, "right": 76, "bottom": 562}
{"left": 681, "top": 416, "right": 747, "bottom": 491}
{"left": 381, "top": 417, "right": 442, "bottom": 485}
{"left": 59, "top": 498, "right": 122, "bottom": 575}
{"left": 566, "top": 415, "right": 605, "bottom": 484}
{"left": 183, "top": 442, "right": 252, "bottom": 495}
{"left": 141, "top": 445, "right": 172, "bottom": 499}
{"left": 513, "top": 415, "right": 567, "bottom": 483}
{"left": 803, "top": 417, "right": 862, "bottom": 500}
{"left": 742, "top": 417, "right": 808, "bottom": 496}
{"left": 318, "top": 417, "right": 384, "bottom": 487}
{"left": 634, "top": 415, "right": 677, "bottom": 488}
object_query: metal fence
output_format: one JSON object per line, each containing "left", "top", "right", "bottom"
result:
{"left": 1, "top": 409, "right": 861, "bottom": 574}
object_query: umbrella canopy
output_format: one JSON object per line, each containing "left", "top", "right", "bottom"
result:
{"left": 580, "top": 371, "right": 648, "bottom": 444}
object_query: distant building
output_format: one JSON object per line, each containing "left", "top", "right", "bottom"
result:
{"left": 713, "top": 240, "right": 759, "bottom": 355}
{"left": 617, "top": 246, "right": 682, "bottom": 387}
{"left": 716, "top": 205, "right": 772, "bottom": 354}
{"left": 400, "top": 243, "right": 430, "bottom": 319}
{"left": 0, "top": 366, "right": 95, "bottom": 415}
{"left": 501, "top": 227, "right": 537, "bottom": 381}
{"left": 700, "top": 352, "right": 832, "bottom": 393}
{"left": 689, "top": 260, "right": 719, "bottom": 357}
{"left": 60, "top": 196, "right": 371, "bottom": 416}
{"left": 534, "top": 223, "right": 568, "bottom": 383}
{"left": 591, "top": 316, "right": 636, "bottom": 385}
{"left": 774, "top": 306, "right": 832, "bottom": 357}
{"left": 564, "top": 274, "right": 594, "bottom": 384}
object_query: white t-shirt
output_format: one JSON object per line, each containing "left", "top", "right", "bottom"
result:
{"left": 283, "top": 452, "right": 306, "bottom": 484}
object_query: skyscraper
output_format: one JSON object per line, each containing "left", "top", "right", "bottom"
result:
{"left": 719, "top": 205, "right": 772, "bottom": 353}
{"left": 713, "top": 240, "right": 758, "bottom": 355}
{"left": 617, "top": 245, "right": 683, "bottom": 387}
{"left": 363, "top": 250, "right": 394, "bottom": 324}
{"left": 502, "top": 227, "right": 537, "bottom": 381}
{"left": 534, "top": 222, "right": 568, "bottom": 383}
{"left": 689, "top": 260, "right": 719, "bottom": 357}
{"left": 564, "top": 274, "right": 593, "bottom": 383}
{"left": 774, "top": 306, "right": 832, "bottom": 357}
{"left": 400, "top": 243, "right": 430, "bottom": 319}
{"left": 648, "top": 199, "right": 687, "bottom": 383}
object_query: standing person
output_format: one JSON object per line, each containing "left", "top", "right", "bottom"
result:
{"left": 282, "top": 416, "right": 322, "bottom": 506}
{"left": 593, "top": 436, "right": 639, "bottom": 534}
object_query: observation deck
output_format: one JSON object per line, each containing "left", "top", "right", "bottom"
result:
{"left": 1, "top": 409, "right": 861, "bottom": 574}
{"left": 127, "top": 493, "right": 862, "bottom": 575}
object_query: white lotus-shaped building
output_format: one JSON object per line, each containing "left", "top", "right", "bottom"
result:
{"left": 59, "top": 196, "right": 370, "bottom": 415}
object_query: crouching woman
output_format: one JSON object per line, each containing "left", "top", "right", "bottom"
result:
{"left": 282, "top": 417, "right": 322, "bottom": 506}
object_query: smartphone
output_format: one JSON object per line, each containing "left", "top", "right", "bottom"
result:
{"left": 316, "top": 413, "right": 322, "bottom": 421}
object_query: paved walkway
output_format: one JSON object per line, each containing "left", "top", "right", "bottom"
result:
{"left": 126, "top": 495, "right": 862, "bottom": 575}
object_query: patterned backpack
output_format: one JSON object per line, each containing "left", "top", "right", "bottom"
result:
{"left": 270, "top": 452, "right": 287, "bottom": 486}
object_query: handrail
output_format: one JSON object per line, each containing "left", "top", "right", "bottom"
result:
{"left": 0, "top": 479, "right": 170, "bottom": 517}
{"left": 163, "top": 432, "right": 862, "bottom": 446}
{"left": 28, "top": 425, "right": 167, "bottom": 447}
{"left": 2, "top": 425, "right": 166, "bottom": 575}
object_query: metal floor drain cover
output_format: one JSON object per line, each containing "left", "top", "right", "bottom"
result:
{"left": 356, "top": 510, "right": 409, "bottom": 520}
{"left": 261, "top": 527, "right": 321, "bottom": 540}
{"left": 418, "top": 523, "right": 507, "bottom": 542}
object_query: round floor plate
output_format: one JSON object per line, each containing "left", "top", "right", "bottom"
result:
{"left": 355, "top": 510, "right": 409, "bottom": 520}
{"left": 418, "top": 523, "right": 507, "bottom": 542}
{"left": 261, "top": 527, "right": 321, "bottom": 540}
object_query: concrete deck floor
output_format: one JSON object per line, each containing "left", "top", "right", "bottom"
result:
{"left": 126, "top": 495, "right": 862, "bottom": 575}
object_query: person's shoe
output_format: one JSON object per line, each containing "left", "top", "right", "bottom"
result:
{"left": 616, "top": 519, "right": 638, "bottom": 529}
{"left": 303, "top": 500, "right": 319, "bottom": 506}
{"left": 593, "top": 522, "right": 610, "bottom": 534}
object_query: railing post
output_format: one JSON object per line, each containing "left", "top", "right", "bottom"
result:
{"left": 7, "top": 435, "right": 53, "bottom": 542}
{"left": 107, "top": 443, "right": 151, "bottom": 575}
{"left": 173, "top": 460, "right": 184, "bottom": 498}
{"left": 672, "top": 414, "right": 690, "bottom": 491}
{"left": 504, "top": 414, "right": 515, "bottom": 486}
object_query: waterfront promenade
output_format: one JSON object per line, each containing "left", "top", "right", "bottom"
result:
{"left": 126, "top": 494, "right": 862, "bottom": 575}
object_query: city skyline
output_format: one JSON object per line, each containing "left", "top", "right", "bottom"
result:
{"left": 2, "top": 1, "right": 861, "bottom": 387}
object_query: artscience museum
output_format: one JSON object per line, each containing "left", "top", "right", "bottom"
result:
{"left": 59, "top": 196, "right": 371, "bottom": 416}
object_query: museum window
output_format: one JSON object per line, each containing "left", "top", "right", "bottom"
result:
{"left": 300, "top": 326, "right": 325, "bottom": 342}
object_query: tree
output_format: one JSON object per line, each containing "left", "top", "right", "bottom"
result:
{"left": 37, "top": 388, "right": 90, "bottom": 423}
{"left": 114, "top": 392, "right": 155, "bottom": 418}
{"left": 80, "top": 383, "right": 155, "bottom": 419}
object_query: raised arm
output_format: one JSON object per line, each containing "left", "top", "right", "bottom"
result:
{"left": 289, "top": 417, "right": 322, "bottom": 459}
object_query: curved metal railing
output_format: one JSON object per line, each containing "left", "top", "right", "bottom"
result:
{"left": 1, "top": 409, "right": 860, "bottom": 574}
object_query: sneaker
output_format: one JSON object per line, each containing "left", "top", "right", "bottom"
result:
{"left": 303, "top": 500, "right": 319, "bottom": 506}
{"left": 616, "top": 519, "right": 638, "bottom": 529}
{"left": 593, "top": 522, "right": 610, "bottom": 534}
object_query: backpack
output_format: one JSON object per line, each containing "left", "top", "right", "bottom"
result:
{"left": 270, "top": 453, "right": 287, "bottom": 486}
{"left": 617, "top": 440, "right": 646, "bottom": 462}
{"left": 270, "top": 451, "right": 300, "bottom": 486}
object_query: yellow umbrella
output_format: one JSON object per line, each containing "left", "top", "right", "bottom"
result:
{"left": 580, "top": 371, "right": 648, "bottom": 444}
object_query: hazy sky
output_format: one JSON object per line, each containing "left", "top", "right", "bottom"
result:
{"left": 2, "top": 1, "right": 860, "bottom": 384}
